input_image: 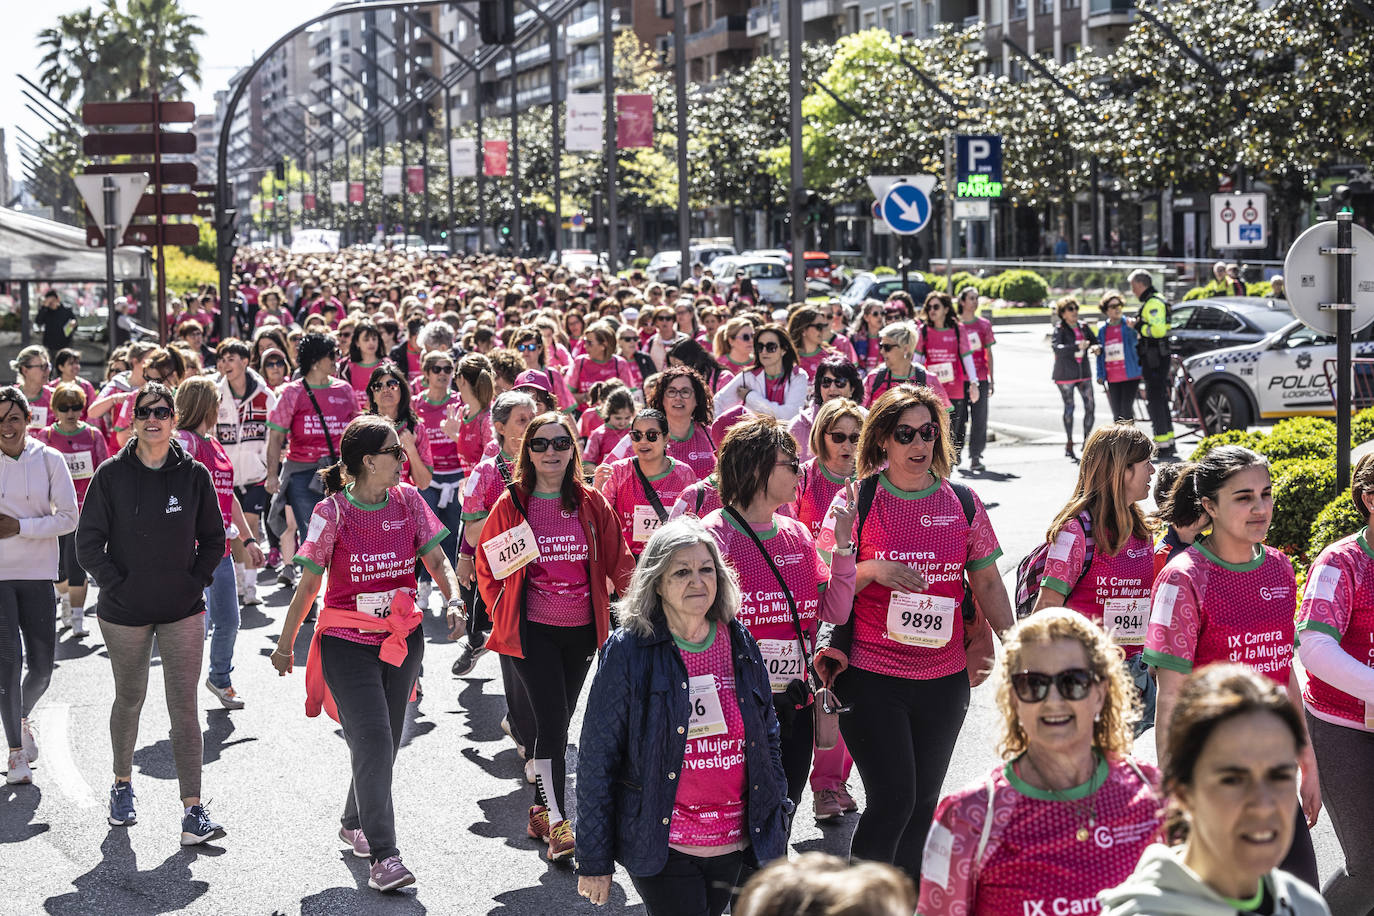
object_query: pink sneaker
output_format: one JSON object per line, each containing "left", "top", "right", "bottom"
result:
{"left": 339, "top": 825, "right": 370, "bottom": 858}
{"left": 368, "top": 855, "right": 415, "bottom": 892}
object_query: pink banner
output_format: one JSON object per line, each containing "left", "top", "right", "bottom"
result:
{"left": 484, "top": 141, "right": 509, "bottom": 177}
{"left": 406, "top": 166, "right": 425, "bottom": 193}
{"left": 616, "top": 94, "right": 654, "bottom": 149}
{"left": 303, "top": 192, "right": 316, "bottom": 211}
{"left": 348, "top": 182, "right": 364, "bottom": 204}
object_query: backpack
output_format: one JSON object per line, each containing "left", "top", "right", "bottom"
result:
{"left": 1013, "top": 511, "right": 1095, "bottom": 620}
{"left": 870, "top": 364, "right": 927, "bottom": 401}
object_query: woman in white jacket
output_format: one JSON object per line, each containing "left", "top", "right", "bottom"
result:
{"left": 712, "top": 323, "right": 809, "bottom": 421}
{"left": 0, "top": 386, "right": 79, "bottom": 785}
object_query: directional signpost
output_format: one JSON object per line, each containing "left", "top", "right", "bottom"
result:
{"left": 870, "top": 175, "right": 937, "bottom": 293}
{"left": 74, "top": 172, "right": 148, "bottom": 352}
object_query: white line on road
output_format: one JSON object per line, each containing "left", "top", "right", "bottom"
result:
{"left": 31, "top": 703, "right": 97, "bottom": 809}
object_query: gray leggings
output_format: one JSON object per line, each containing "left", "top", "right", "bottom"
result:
{"left": 102, "top": 613, "right": 205, "bottom": 800}
{"left": 0, "top": 580, "right": 57, "bottom": 749}
{"left": 1307, "top": 712, "right": 1374, "bottom": 915}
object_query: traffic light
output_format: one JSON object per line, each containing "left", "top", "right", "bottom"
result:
{"left": 500, "top": 224, "right": 511, "bottom": 237}
{"left": 1317, "top": 184, "right": 1353, "bottom": 219}
{"left": 793, "top": 189, "right": 822, "bottom": 225}
{"left": 479, "top": 0, "right": 517, "bottom": 44}
{"left": 274, "top": 160, "right": 285, "bottom": 181}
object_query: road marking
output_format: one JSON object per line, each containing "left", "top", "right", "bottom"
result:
{"left": 31, "top": 704, "right": 97, "bottom": 809}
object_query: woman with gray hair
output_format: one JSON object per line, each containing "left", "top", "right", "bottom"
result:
{"left": 575, "top": 517, "right": 791, "bottom": 914}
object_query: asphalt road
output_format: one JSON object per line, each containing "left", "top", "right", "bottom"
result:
{"left": 2, "top": 326, "right": 1339, "bottom": 914}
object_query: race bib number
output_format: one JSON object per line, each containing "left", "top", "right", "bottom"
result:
{"left": 966, "top": 334, "right": 982, "bottom": 352}
{"left": 482, "top": 519, "right": 539, "bottom": 579}
{"left": 1104, "top": 597, "right": 1150, "bottom": 645}
{"left": 758, "top": 639, "right": 805, "bottom": 693}
{"left": 687, "top": 675, "right": 727, "bottom": 739}
{"left": 64, "top": 449, "right": 94, "bottom": 480}
{"left": 931, "top": 361, "right": 955, "bottom": 384}
{"left": 886, "top": 592, "right": 956, "bottom": 647}
{"left": 28, "top": 406, "right": 48, "bottom": 429}
{"left": 632, "top": 503, "right": 663, "bottom": 543}
{"left": 355, "top": 589, "right": 397, "bottom": 632}
{"left": 1105, "top": 342, "right": 1125, "bottom": 363}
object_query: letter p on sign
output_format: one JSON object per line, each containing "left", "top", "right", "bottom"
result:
{"left": 956, "top": 135, "right": 1002, "bottom": 185}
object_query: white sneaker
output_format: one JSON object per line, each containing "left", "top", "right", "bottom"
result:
{"left": 240, "top": 577, "right": 259, "bottom": 606}
{"left": 71, "top": 607, "right": 87, "bottom": 638}
{"left": 416, "top": 579, "right": 433, "bottom": 610}
{"left": 21, "top": 718, "right": 37, "bottom": 764}
{"left": 6, "top": 748, "right": 31, "bottom": 784}
{"left": 58, "top": 595, "right": 71, "bottom": 628}
{"left": 205, "top": 678, "right": 245, "bottom": 710}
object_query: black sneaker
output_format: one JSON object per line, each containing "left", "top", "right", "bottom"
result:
{"left": 450, "top": 638, "right": 488, "bottom": 677}
{"left": 969, "top": 458, "right": 986, "bottom": 473}
{"left": 180, "top": 803, "right": 226, "bottom": 845}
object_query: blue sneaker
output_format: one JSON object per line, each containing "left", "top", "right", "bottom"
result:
{"left": 180, "top": 803, "right": 226, "bottom": 845}
{"left": 108, "top": 781, "right": 136, "bottom": 826}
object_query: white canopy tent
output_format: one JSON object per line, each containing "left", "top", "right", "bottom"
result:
{"left": 0, "top": 207, "right": 147, "bottom": 282}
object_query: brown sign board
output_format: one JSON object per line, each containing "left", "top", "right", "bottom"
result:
{"left": 83, "top": 131, "right": 196, "bottom": 157}
{"left": 86, "top": 223, "right": 199, "bottom": 248}
{"left": 81, "top": 100, "right": 196, "bottom": 125}
{"left": 132, "top": 193, "right": 200, "bottom": 216}
{"left": 83, "top": 161, "right": 198, "bottom": 184}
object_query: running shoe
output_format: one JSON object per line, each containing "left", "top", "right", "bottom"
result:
{"left": 835, "top": 785, "right": 858, "bottom": 813}
{"left": 205, "top": 678, "right": 245, "bottom": 710}
{"left": 546, "top": 820, "right": 575, "bottom": 861}
{"left": 265, "top": 547, "right": 281, "bottom": 569}
{"left": 21, "top": 718, "right": 37, "bottom": 764}
{"left": 339, "top": 825, "right": 371, "bottom": 858}
{"left": 527, "top": 805, "right": 550, "bottom": 841}
{"left": 58, "top": 594, "right": 71, "bottom": 628}
{"left": 71, "top": 607, "right": 87, "bottom": 638}
{"left": 813, "top": 789, "right": 844, "bottom": 821}
{"left": 180, "top": 803, "right": 226, "bottom": 845}
{"left": 416, "top": 579, "right": 432, "bottom": 610}
{"left": 368, "top": 855, "right": 416, "bottom": 892}
{"left": 241, "top": 576, "right": 260, "bottom": 607}
{"left": 450, "top": 638, "right": 487, "bottom": 677}
{"left": 277, "top": 563, "right": 298, "bottom": 587}
{"left": 6, "top": 748, "right": 31, "bottom": 785}
{"left": 968, "top": 459, "right": 986, "bottom": 473}
{"left": 108, "top": 781, "right": 136, "bottom": 825}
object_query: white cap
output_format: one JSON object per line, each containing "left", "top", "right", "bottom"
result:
{"left": 622, "top": 307, "right": 640, "bottom": 322}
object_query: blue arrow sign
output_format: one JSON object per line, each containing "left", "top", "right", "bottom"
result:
{"left": 881, "top": 182, "right": 932, "bottom": 235}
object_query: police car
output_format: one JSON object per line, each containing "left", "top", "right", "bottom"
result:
{"left": 1178, "top": 317, "right": 1374, "bottom": 433}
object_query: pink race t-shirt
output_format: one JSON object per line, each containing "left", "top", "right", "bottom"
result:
{"left": 568, "top": 354, "right": 634, "bottom": 396}
{"left": 961, "top": 317, "right": 995, "bottom": 381}
{"left": 524, "top": 491, "right": 592, "bottom": 627}
{"left": 918, "top": 756, "right": 1162, "bottom": 916}
{"left": 267, "top": 378, "right": 358, "bottom": 464}
{"left": 295, "top": 484, "right": 448, "bottom": 642}
{"left": 793, "top": 458, "right": 847, "bottom": 539}
{"left": 612, "top": 422, "right": 717, "bottom": 480}
{"left": 604, "top": 456, "right": 697, "bottom": 552}
{"left": 1145, "top": 542, "right": 1297, "bottom": 686}
{"left": 1040, "top": 518, "right": 1154, "bottom": 657}
{"left": 847, "top": 474, "right": 1002, "bottom": 680}
{"left": 584, "top": 424, "right": 629, "bottom": 466}
{"left": 580, "top": 409, "right": 604, "bottom": 440}
{"left": 460, "top": 451, "right": 514, "bottom": 524}
{"left": 669, "top": 622, "right": 747, "bottom": 850}
{"left": 342, "top": 359, "right": 383, "bottom": 410}
{"left": 24, "top": 386, "right": 53, "bottom": 430}
{"left": 669, "top": 475, "right": 723, "bottom": 521}
{"left": 863, "top": 366, "right": 952, "bottom": 411}
{"left": 796, "top": 347, "right": 832, "bottom": 380}
{"left": 702, "top": 510, "right": 832, "bottom": 693}
{"left": 413, "top": 392, "right": 463, "bottom": 474}
{"left": 455, "top": 408, "right": 493, "bottom": 473}
{"left": 1099, "top": 324, "right": 1135, "bottom": 383}
{"left": 35, "top": 422, "right": 108, "bottom": 508}
{"left": 398, "top": 420, "right": 433, "bottom": 486}
{"left": 176, "top": 430, "right": 235, "bottom": 557}
{"left": 1296, "top": 530, "right": 1374, "bottom": 725}
{"left": 918, "top": 325, "right": 969, "bottom": 390}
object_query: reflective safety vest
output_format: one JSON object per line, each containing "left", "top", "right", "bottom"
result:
{"left": 1137, "top": 290, "right": 1170, "bottom": 340}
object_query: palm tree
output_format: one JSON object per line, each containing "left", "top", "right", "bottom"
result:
{"left": 36, "top": 7, "right": 121, "bottom": 107}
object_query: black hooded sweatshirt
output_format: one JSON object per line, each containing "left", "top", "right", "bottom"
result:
{"left": 76, "top": 437, "right": 225, "bottom": 627}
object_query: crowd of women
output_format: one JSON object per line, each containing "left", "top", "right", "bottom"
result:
{"left": 0, "top": 246, "right": 1366, "bottom": 914}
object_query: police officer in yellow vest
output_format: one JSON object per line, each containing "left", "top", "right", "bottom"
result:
{"left": 1128, "top": 268, "right": 1175, "bottom": 458}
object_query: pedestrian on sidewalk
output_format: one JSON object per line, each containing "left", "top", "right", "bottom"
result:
{"left": 75, "top": 381, "right": 227, "bottom": 844}
{"left": 955, "top": 287, "right": 994, "bottom": 472}
{"left": 1096, "top": 294, "right": 1142, "bottom": 427}
{"left": 1052, "top": 297, "right": 1098, "bottom": 460}
{"left": 271, "top": 414, "right": 464, "bottom": 893}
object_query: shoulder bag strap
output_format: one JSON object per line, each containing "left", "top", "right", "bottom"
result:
{"left": 723, "top": 505, "right": 811, "bottom": 683}
{"left": 975, "top": 772, "right": 998, "bottom": 870}
{"left": 948, "top": 481, "right": 979, "bottom": 624}
{"left": 633, "top": 458, "right": 670, "bottom": 523}
{"left": 695, "top": 482, "right": 706, "bottom": 515}
{"left": 495, "top": 453, "right": 527, "bottom": 519}
{"left": 302, "top": 384, "right": 338, "bottom": 462}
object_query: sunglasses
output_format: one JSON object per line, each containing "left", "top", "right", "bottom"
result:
{"left": 809, "top": 322, "right": 827, "bottom": 331}
{"left": 372, "top": 444, "right": 406, "bottom": 461}
{"left": 892, "top": 422, "right": 939, "bottom": 445}
{"left": 263, "top": 360, "right": 286, "bottom": 370}
{"left": 819, "top": 377, "right": 848, "bottom": 389}
{"left": 827, "top": 431, "right": 860, "bottom": 445}
{"left": 133, "top": 405, "right": 172, "bottom": 420}
{"left": 370, "top": 378, "right": 402, "bottom": 392}
{"left": 143, "top": 373, "right": 163, "bottom": 382}
{"left": 655, "top": 316, "right": 674, "bottom": 323}
{"left": 735, "top": 332, "right": 753, "bottom": 342}
{"left": 758, "top": 341, "right": 780, "bottom": 353}
{"left": 22, "top": 363, "right": 49, "bottom": 371}
{"left": 429, "top": 364, "right": 454, "bottom": 374}
{"left": 878, "top": 343, "right": 900, "bottom": 353}
{"left": 54, "top": 404, "right": 83, "bottom": 413}
{"left": 630, "top": 429, "right": 662, "bottom": 443}
{"left": 775, "top": 458, "right": 801, "bottom": 474}
{"left": 1063, "top": 305, "right": 1079, "bottom": 312}
{"left": 619, "top": 336, "right": 637, "bottom": 343}
{"left": 517, "top": 343, "right": 540, "bottom": 352}
{"left": 528, "top": 435, "right": 573, "bottom": 453}
{"left": 1010, "top": 668, "right": 1099, "bottom": 703}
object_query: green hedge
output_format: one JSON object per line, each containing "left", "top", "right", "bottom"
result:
{"left": 1182, "top": 279, "right": 1275, "bottom": 301}
{"left": 1269, "top": 458, "right": 1337, "bottom": 559}
{"left": 1352, "top": 406, "right": 1374, "bottom": 445}
{"left": 1309, "top": 490, "right": 1363, "bottom": 562}
{"left": 1263, "top": 417, "right": 1337, "bottom": 462}
{"left": 984, "top": 269, "right": 1049, "bottom": 305}
{"left": 1189, "top": 428, "right": 1267, "bottom": 460}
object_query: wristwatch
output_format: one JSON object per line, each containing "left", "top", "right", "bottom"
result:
{"left": 446, "top": 595, "right": 465, "bottom": 609}
{"left": 831, "top": 544, "right": 856, "bottom": 556}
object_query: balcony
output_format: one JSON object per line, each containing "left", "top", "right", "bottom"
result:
{"left": 1088, "top": 0, "right": 1134, "bottom": 25}
{"left": 567, "top": 15, "right": 602, "bottom": 41}
{"left": 494, "top": 43, "right": 553, "bottom": 75}
{"left": 685, "top": 14, "right": 751, "bottom": 55}
{"left": 567, "top": 61, "right": 601, "bottom": 87}
{"left": 747, "top": 1, "right": 776, "bottom": 35}
{"left": 801, "top": 0, "right": 841, "bottom": 21}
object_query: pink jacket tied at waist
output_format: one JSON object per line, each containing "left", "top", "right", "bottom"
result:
{"left": 304, "top": 590, "right": 421, "bottom": 721}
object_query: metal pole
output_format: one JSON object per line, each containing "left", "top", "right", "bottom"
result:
{"left": 152, "top": 91, "right": 167, "bottom": 343}
{"left": 551, "top": 21, "right": 562, "bottom": 264}
{"left": 602, "top": 0, "right": 617, "bottom": 270}
{"left": 103, "top": 176, "right": 118, "bottom": 355}
{"left": 423, "top": 115, "right": 431, "bottom": 243}
{"left": 1090, "top": 155, "right": 1100, "bottom": 256}
{"left": 402, "top": 115, "right": 410, "bottom": 239}
{"left": 786, "top": 0, "right": 805, "bottom": 303}
{"left": 477, "top": 71, "right": 487, "bottom": 252}
{"left": 673, "top": 0, "right": 690, "bottom": 286}
{"left": 510, "top": 48, "right": 521, "bottom": 254}
{"left": 1336, "top": 185, "right": 1353, "bottom": 492}
{"left": 445, "top": 84, "right": 456, "bottom": 254}
{"left": 944, "top": 133, "right": 954, "bottom": 293}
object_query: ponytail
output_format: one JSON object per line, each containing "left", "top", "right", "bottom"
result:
{"left": 321, "top": 461, "right": 347, "bottom": 495}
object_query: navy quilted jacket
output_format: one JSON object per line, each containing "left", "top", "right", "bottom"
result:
{"left": 575, "top": 617, "right": 793, "bottom": 878}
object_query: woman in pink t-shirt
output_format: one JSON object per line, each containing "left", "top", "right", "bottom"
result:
{"left": 364, "top": 364, "right": 433, "bottom": 491}
{"left": 787, "top": 306, "right": 837, "bottom": 381}
{"left": 608, "top": 366, "right": 718, "bottom": 480}
{"left": 568, "top": 322, "right": 637, "bottom": 406}
{"left": 597, "top": 409, "right": 698, "bottom": 557}
{"left": 338, "top": 319, "right": 385, "bottom": 410}
{"left": 581, "top": 383, "right": 634, "bottom": 470}
{"left": 918, "top": 609, "right": 1163, "bottom": 916}
{"left": 1146, "top": 445, "right": 1320, "bottom": 887}
{"left": 272, "top": 415, "right": 463, "bottom": 893}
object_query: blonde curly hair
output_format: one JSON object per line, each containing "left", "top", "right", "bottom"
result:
{"left": 994, "top": 607, "right": 1140, "bottom": 761}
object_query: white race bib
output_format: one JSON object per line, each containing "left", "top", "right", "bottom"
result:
{"left": 1105, "top": 342, "right": 1125, "bottom": 363}
{"left": 966, "top": 334, "right": 982, "bottom": 352}
{"left": 482, "top": 518, "right": 540, "bottom": 579}
{"left": 687, "top": 674, "right": 727, "bottom": 739}
{"left": 632, "top": 503, "right": 663, "bottom": 543}
{"left": 886, "top": 592, "right": 956, "bottom": 647}
{"left": 758, "top": 639, "right": 805, "bottom": 693}
{"left": 1104, "top": 597, "right": 1150, "bottom": 645}
{"left": 28, "top": 406, "right": 48, "bottom": 429}
{"left": 355, "top": 589, "right": 397, "bottom": 632}
{"left": 931, "top": 361, "right": 956, "bottom": 384}
{"left": 64, "top": 449, "right": 94, "bottom": 480}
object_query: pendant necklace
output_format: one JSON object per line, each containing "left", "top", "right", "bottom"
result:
{"left": 1024, "top": 753, "right": 1097, "bottom": 842}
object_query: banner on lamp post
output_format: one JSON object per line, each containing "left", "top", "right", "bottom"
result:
{"left": 616, "top": 94, "right": 654, "bottom": 149}
{"left": 450, "top": 138, "right": 476, "bottom": 177}
{"left": 303, "top": 192, "right": 316, "bottom": 211}
{"left": 484, "top": 141, "right": 509, "bottom": 177}
{"left": 566, "top": 94, "right": 603, "bottom": 152}
{"left": 406, "top": 166, "right": 425, "bottom": 194}
{"left": 381, "top": 165, "right": 403, "bottom": 195}
{"left": 330, "top": 180, "right": 347, "bottom": 204}
{"left": 348, "top": 182, "right": 364, "bottom": 203}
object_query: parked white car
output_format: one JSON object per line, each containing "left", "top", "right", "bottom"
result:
{"left": 706, "top": 256, "right": 792, "bottom": 304}
{"left": 646, "top": 244, "right": 737, "bottom": 283}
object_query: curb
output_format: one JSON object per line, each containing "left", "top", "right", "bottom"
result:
{"left": 985, "top": 311, "right": 1103, "bottom": 326}
{"left": 987, "top": 420, "right": 1065, "bottom": 445}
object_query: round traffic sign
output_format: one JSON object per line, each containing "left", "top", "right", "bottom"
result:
{"left": 1220, "top": 205, "right": 1236, "bottom": 223}
{"left": 880, "top": 181, "right": 932, "bottom": 236}
{"left": 1242, "top": 205, "right": 1258, "bottom": 223}
{"left": 571, "top": 213, "right": 586, "bottom": 230}
{"left": 1283, "top": 221, "right": 1374, "bottom": 335}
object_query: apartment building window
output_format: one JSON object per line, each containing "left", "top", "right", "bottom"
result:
{"left": 458, "top": 20, "right": 468, "bottom": 40}
{"left": 880, "top": 5, "right": 895, "bottom": 33}
{"left": 862, "top": 9, "right": 877, "bottom": 29}
{"left": 922, "top": 0, "right": 934, "bottom": 34}
{"left": 899, "top": 1, "right": 915, "bottom": 32}
{"left": 1011, "top": 0, "right": 1026, "bottom": 17}
{"left": 1064, "top": 42, "right": 1080, "bottom": 62}
{"left": 844, "top": 3, "right": 860, "bottom": 33}
{"left": 1063, "top": 0, "right": 1079, "bottom": 7}
{"left": 1037, "top": 0, "right": 1053, "bottom": 13}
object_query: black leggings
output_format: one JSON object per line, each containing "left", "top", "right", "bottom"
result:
{"left": 630, "top": 848, "right": 745, "bottom": 916}
{"left": 1106, "top": 380, "right": 1138, "bottom": 423}
{"left": 776, "top": 699, "right": 815, "bottom": 809}
{"left": 58, "top": 533, "right": 86, "bottom": 587}
{"left": 320, "top": 627, "right": 425, "bottom": 864}
{"left": 510, "top": 621, "right": 596, "bottom": 824}
{"left": 835, "top": 666, "right": 969, "bottom": 882}
{"left": 1057, "top": 380, "right": 1095, "bottom": 444}
{"left": 1307, "top": 713, "right": 1373, "bottom": 912}
{"left": 0, "top": 580, "right": 57, "bottom": 750}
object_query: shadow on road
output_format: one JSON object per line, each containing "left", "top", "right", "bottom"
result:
{"left": 489, "top": 860, "right": 627, "bottom": 915}
{"left": 299, "top": 854, "right": 427, "bottom": 914}
{"left": 55, "top": 631, "right": 104, "bottom": 661}
{"left": 455, "top": 675, "right": 507, "bottom": 745}
{"left": 791, "top": 811, "right": 860, "bottom": 859}
{"left": 43, "top": 829, "right": 212, "bottom": 915}
{"left": 0, "top": 783, "right": 50, "bottom": 844}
